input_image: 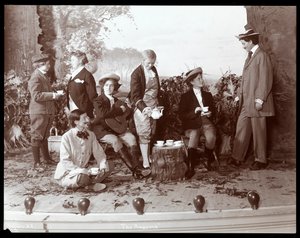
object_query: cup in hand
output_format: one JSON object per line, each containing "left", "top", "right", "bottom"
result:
{"left": 202, "top": 106, "right": 209, "bottom": 113}
{"left": 156, "top": 140, "right": 164, "bottom": 146}
{"left": 166, "top": 140, "right": 174, "bottom": 146}
{"left": 90, "top": 167, "right": 100, "bottom": 175}
{"left": 57, "top": 90, "right": 64, "bottom": 95}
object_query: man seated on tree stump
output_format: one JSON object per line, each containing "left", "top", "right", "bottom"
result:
{"left": 178, "top": 67, "right": 217, "bottom": 179}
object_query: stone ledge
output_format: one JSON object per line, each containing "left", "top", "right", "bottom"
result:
{"left": 4, "top": 205, "right": 296, "bottom": 233}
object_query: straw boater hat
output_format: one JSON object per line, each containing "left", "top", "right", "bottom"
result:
{"left": 31, "top": 53, "right": 49, "bottom": 64}
{"left": 184, "top": 67, "right": 203, "bottom": 83}
{"left": 98, "top": 73, "right": 121, "bottom": 91}
{"left": 235, "top": 28, "right": 260, "bottom": 40}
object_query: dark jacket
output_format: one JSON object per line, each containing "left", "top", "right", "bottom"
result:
{"left": 67, "top": 67, "right": 98, "bottom": 118}
{"left": 178, "top": 88, "right": 215, "bottom": 130}
{"left": 129, "top": 64, "right": 161, "bottom": 112}
{"left": 91, "top": 94, "right": 131, "bottom": 139}
{"left": 28, "top": 69, "right": 56, "bottom": 115}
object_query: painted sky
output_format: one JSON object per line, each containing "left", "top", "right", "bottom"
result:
{"left": 103, "top": 6, "right": 248, "bottom": 78}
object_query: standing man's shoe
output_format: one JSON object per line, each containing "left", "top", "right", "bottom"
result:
{"left": 250, "top": 161, "right": 268, "bottom": 170}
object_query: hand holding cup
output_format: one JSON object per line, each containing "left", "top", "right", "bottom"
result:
{"left": 201, "top": 106, "right": 211, "bottom": 117}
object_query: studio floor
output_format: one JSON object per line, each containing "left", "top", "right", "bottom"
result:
{"left": 3, "top": 148, "right": 296, "bottom": 233}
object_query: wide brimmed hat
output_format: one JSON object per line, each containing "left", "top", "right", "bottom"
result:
{"left": 98, "top": 73, "right": 121, "bottom": 90}
{"left": 235, "top": 29, "right": 260, "bottom": 40}
{"left": 184, "top": 67, "right": 203, "bottom": 83}
{"left": 32, "top": 53, "right": 49, "bottom": 64}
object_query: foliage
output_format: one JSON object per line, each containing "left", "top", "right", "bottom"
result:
{"left": 3, "top": 70, "right": 70, "bottom": 153}
{"left": 156, "top": 73, "right": 241, "bottom": 155}
{"left": 211, "top": 72, "right": 241, "bottom": 136}
{"left": 155, "top": 76, "right": 189, "bottom": 141}
{"left": 211, "top": 73, "right": 241, "bottom": 155}
{"left": 49, "top": 5, "right": 133, "bottom": 79}
{"left": 4, "top": 70, "right": 31, "bottom": 151}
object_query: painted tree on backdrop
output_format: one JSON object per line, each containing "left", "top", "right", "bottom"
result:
{"left": 96, "top": 48, "right": 143, "bottom": 92}
{"left": 4, "top": 6, "right": 135, "bottom": 151}
{"left": 38, "top": 5, "right": 134, "bottom": 82}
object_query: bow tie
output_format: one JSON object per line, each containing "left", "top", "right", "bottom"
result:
{"left": 77, "top": 130, "right": 89, "bottom": 140}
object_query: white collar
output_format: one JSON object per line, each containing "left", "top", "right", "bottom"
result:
{"left": 105, "top": 93, "right": 114, "bottom": 101}
{"left": 38, "top": 68, "right": 47, "bottom": 75}
{"left": 193, "top": 87, "right": 201, "bottom": 94}
{"left": 251, "top": 45, "right": 259, "bottom": 55}
{"left": 71, "top": 66, "right": 85, "bottom": 78}
{"left": 142, "top": 65, "right": 155, "bottom": 77}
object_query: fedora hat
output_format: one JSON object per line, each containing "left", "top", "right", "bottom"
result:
{"left": 235, "top": 29, "right": 260, "bottom": 40}
{"left": 98, "top": 73, "right": 121, "bottom": 90}
{"left": 184, "top": 67, "right": 203, "bottom": 83}
{"left": 32, "top": 53, "right": 49, "bottom": 64}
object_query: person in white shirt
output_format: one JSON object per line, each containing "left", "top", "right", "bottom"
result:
{"left": 178, "top": 67, "right": 217, "bottom": 179}
{"left": 54, "top": 109, "right": 112, "bottom": 191}
{"left": 129, "top": 49, "right": 162, "bottom": 170}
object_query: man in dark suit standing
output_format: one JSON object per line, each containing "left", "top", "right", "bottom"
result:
{"left": 227, "top": 29, "right": 275, "bottom": 170}
{"left": 65, "top": 51, "right": 98, "bottom": 119}
{"left": 178, "top": 67, "right": 217, "bottom": 179}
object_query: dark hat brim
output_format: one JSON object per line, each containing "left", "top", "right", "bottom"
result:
{"left": 235, "top": 32, "right": 260, "bottom": 40}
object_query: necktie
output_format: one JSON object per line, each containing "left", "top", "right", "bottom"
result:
{"left": 77, "top": 130, "right": 89, "bottom": 139}
{"left": 245, "top": 51, "right": 253, "bottom": 65}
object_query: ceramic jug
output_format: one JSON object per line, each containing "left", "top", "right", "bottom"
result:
{"left": 151, "top": 106, "right": 164, "bottom": 119}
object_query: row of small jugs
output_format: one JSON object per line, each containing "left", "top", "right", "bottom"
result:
{"left": 24, "top": 191, "right": 260, "bottom": 216}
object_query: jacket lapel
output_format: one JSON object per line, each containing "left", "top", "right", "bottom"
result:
{"left": 190, "top": 90, "right": 200, "bottom": 107}
{"left": 70, "top": 67, "right": 85, "bottom": 82}
{"left": 244, "top": 48, "right": 260, "bottom": 70}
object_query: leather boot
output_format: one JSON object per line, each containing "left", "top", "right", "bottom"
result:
{"left": 119, "top": 146, "right": 135, "bottom": 172}
{"left": 32, "top": 146, "right": 41, "bottom": 167}
{"left": 129, "top": 145, "right": 140, "bottom": 169}
{"left": 130, "top": 146, "right": 151, "bottom": 178}
{"left": 185, "top": 148, "right": 197, "bottom": 179}
{"left": 205, "top": 148, "right": 216, "bottom": 171}
{"left": 118, "top": 147, "right": 143, "bottom": 179}
{"left": 40, "top": 140, "right": 56, "bottom": 165}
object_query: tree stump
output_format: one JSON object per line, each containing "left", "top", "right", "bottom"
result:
{"left": 151, "top": 145, "right": 187, "bottom": 181}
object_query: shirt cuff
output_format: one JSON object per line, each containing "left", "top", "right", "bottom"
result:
{"left": 53, "top": 93, "right": 56, "bottom": 99}
{"left": 255, "top": 98, "right": 264, "bottom": 105}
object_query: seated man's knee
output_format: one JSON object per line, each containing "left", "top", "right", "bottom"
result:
{"left": 205, "top": 135, "right": 216, "bottom": 150}
{"left": 125, "top": 133, "right": 137, "bottom": 146}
